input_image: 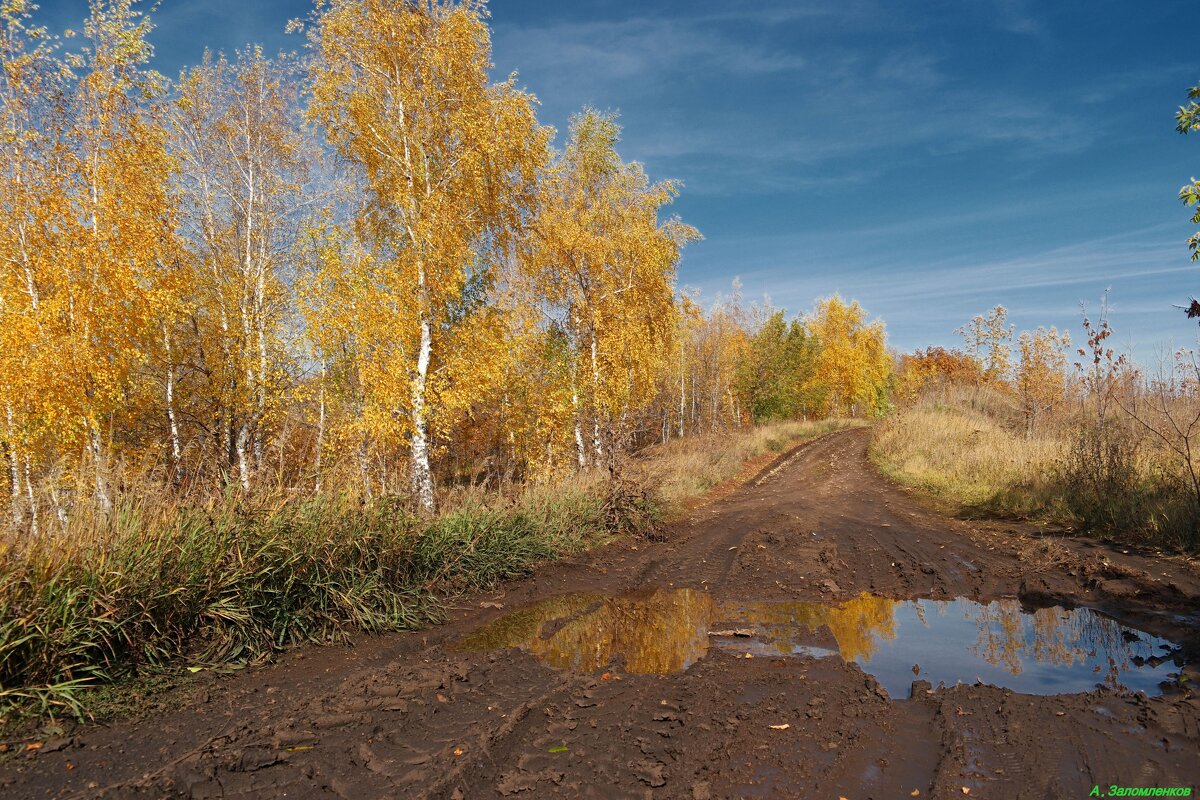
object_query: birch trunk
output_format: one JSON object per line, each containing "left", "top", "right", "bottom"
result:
{"left": 678, "top": 349, "right": 686, "bottom": 438}
{"left": 5, "top": 404, "right": 19, "bottom": 528}
{"left": 235, "top": 423, "right": 251, "bottom": 491}
{"left": 90, "top": 421, "right": 112, "bottom": 515}
{"left": 23, "top": 454, "right": 37, "bottom": 537}
{"left": 163, "top": 324, "right": 182, "bottom": 485}
{"left": 315, "top": 359, "right": 326, "bottom": 493}
{"left": 572, "top": 383, "right": 586, "bottom": 469}
{"left": 590, "top": 334, "right": 603, "bottom": 462}
{"left": 409, "top": 269, "right": 435, "bottom": 513}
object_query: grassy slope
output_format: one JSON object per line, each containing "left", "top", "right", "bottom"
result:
{"left": 870, "top": 395, "right": 1198, "bottom": 550}
{"left": 870, "top": 402, "right": 1064, "bottom": 518}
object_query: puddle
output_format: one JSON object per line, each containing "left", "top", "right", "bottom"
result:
{"left": 455, "top": 589, "right": 1186, "bottom": 696}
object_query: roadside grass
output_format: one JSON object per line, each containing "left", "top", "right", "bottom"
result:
{"left": 0, "top": 419, "right": 851, "bottom": 728}
{"left": 870, "top": 402, "right": 1066, "bottom": 516}
{"left": 0, "top": 480, "right": 613, "bottom": 728}
{"left": 871, "top": 393, "right": 1200, "bottom": 550}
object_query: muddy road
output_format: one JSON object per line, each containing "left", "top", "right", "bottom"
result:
{"left": 3, "top": 428, "right": 1199, "bottom": 799}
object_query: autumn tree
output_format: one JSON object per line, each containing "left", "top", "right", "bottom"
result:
{"left": 308, "top": 0, "right": 549, "bottom": 510}
{"left": 523, "top": 109, "right": 697, "bottom": 467}
{"left": 169, "top": 47, "right": 310, "bottom": 490}
{"left": 956, "top": 305, "right": 1014, "bottom": 385}
{"left": 49, "top": 0, "right": 179, "bottom": 517}
{"left": 1015, "top": 326, "right": 1070, "bottom": 435}
{"left": 895, "top": 347, "right": 981, "bottom": 404}
{"left": 804, "top": 296, "right": 891, "bottom": 417}
{"left": 0, "top": 0, "right": 69, "bottom": 531}
{"left": 689, "top": 284, "right": 750, "bottom": 431}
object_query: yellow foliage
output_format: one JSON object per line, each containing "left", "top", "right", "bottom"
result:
{"left": 805, "top": 295, "right": 892, "bottom": 417}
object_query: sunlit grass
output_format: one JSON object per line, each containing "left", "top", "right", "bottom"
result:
{"left": 871, "top": 392, "right": 1199, "bottom": 549}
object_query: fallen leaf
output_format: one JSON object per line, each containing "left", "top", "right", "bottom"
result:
{"left": 286, "top": 745, "right": 314, "bottom": 752}
{"left": 25, "top": 742, "right": 43, "bottom": 752}
{"left": 548, "top": 746, "right": 569, "bottom": 754}
{"left": 480, "top": 601, "right": 504, "bottom": 609}
{"left": 187, "top": 666, "right": 204, "bottom": 673}
{"left": 769, "top": 724, "right": 790, "bottom": 730}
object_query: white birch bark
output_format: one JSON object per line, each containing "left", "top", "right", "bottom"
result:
{"left": 90, "top": 421, "right": 111, "bottom": 515}
{"left": 590, "top": 334, "right": 603, "bottom": 462}
{"left": 315, "top": 359, "right": 326, "bottom": 493}
{"left": 572, "top": 382, "right": 586, "bottom": 469}
{"left": 23, "top": 454, "right": 36, "bottom": 537}
{"left": 163, "top": 324, "right": 182, "bottom": 485}
{"left": 409, "top": 283, "right": 435, "bottom": 512}
{"left": 5, "top": 403, "right": 20, "bottom": 528}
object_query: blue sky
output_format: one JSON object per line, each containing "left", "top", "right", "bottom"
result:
{"left": 42, "top": 0, "right": 1200, "bottom": 356}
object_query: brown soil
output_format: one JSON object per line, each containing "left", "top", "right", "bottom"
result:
{"left": 2, "top": 428, "right": 1198, "bottom": 799}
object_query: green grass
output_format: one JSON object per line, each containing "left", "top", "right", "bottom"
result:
{"left": 0, "top": 479, "right": 625, "bottom": 726}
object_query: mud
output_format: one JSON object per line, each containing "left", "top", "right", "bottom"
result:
{"left": 2, "top": 428, "right": 1198, "bottom": 799}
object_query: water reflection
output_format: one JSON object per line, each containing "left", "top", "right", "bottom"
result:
{"left": 455, "top": 589, "right": 1184, "bottom": 696}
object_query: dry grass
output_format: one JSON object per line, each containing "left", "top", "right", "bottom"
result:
{"left": 872, "top": 388, "right": 1200, "bottom": 548}
{"left": 871, "top": 402, "right": 1064, "bottom": 515}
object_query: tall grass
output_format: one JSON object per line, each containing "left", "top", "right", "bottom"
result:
{"left": 871, "top": 402, "right": 1064, "bottom": 515}
{"left": 872, "top": 388, "right": 1200, "bottom": 549}
{"left": 0, "top": 478, "right": 616, "bottom": 722}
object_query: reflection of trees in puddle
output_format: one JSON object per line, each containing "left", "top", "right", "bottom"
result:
{"left": 456, "top": 589, "right": 715, "bottom": 673}
{"left": 717, "top": 594, "right": 898, "bottom": 661}
{"left": 967, "top": 601, "right": 1146, "bottom": 687}
{"left": 536, "top": 589, "right": 715, "bottom": 672}
{"left": 456, "top": 590, "right": 899, "bottom": 673}
{"left": 456, "top": 590, "right": 1165, "bottom": 687}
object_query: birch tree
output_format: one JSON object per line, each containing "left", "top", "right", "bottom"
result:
{"left": 170, "top": 47, "right": 308, "bottom": 490}
{"left": 524, "top": 109, "right": 698, "bottom": 466}
{"left": 62, "top": 0, "right": 178, "bottom": 514}
{"left": 308, "top": 0, "right": 549, "bottom": 511}
{"left": 0, "top": 0, "right": 66, "bottom": 529}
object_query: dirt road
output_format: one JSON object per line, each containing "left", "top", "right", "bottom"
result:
{"left": 3, "top": 428, "right": 1198, "bottom": 799}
